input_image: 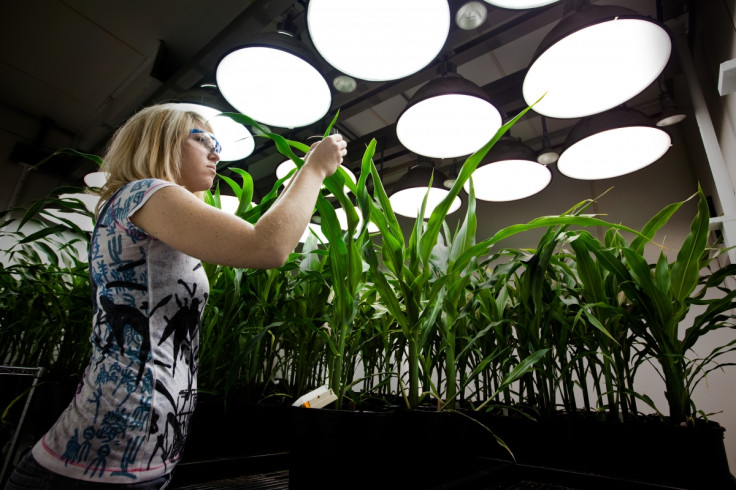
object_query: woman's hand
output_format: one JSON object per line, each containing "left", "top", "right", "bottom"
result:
{"left": 302, "top": 134, "right": 347, "bottom": 181}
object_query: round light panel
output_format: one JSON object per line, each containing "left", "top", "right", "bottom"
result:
{"left": 307, "top": 0, "right": 451, "bottom": 81}
{"left": 217, "top": 44, "right": 331, "bottom": 128}
{"left": 176, "top": 103, "right": 255, "bottom": 162}
{"left": 465, "top": 160, "right": 551, "bottom": 201}
{"left": 397, "top": 93, "right": 502, "bottom": 158}
{"left": 390, "top": 187, "right": 461, "bottom": 219}
{"left": 557, "top": 126, "right": 671, "bottom": 180}
{"left": 523, "top": 16, "right": 671, "bottom": 118}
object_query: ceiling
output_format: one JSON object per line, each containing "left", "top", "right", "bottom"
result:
{"left": 0, "top": 0, "right": 692, "bottom": 204}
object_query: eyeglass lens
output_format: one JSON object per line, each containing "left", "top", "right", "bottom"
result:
{"left": 190, "top": 129, "right": 222, "bottom": 154}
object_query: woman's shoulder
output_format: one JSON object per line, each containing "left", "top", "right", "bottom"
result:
{"left": 121, "top": 178, "right": 175, "bottom": 193}
{"left": 112, "top": 178, "right": 175, "bottom": 202}
{"left": 105, "top": 178, "right": 178, "bottom": 216}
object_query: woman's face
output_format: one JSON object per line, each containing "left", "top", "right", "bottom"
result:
{"left": 180, "top": 126, "right": 220, "bottom": 192}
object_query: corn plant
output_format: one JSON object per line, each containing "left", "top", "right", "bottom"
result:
{"left": 569, "top": 186, "right": 736, "bottom": 423}
{"left": 0, "top": 188, "right": 95, "bottom": 380}
{"left": 4, "top": 114, "right": 736, "bottom": 430}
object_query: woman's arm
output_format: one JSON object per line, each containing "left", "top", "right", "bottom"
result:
{"left": 130, "top": 135, "right": 346, "bottom": 269}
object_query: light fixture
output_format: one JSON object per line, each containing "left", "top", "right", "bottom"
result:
{"left": 483, "top": 0, "right": 561, "bottom": 8}
{"left": 557, "top": 107, "right": 672, "bottom": 180}
{"left": 442, "top": 160, "right": 460, "bottom": 188}
{"left": 276, "top": 159, "right": 357, "bottom": 194}
{"left": 537, "top": 116, "right": 559, "bottom": 165}
{"left": 465, "top": 135, "right": 551, "bottom": 201}
{"left": 216, "top": 18, "right": 331, "bottom": 129}
{"left": 300, "top": 222, "right": 327, "bottom": 243}
{"left": 456, "top": 2, "right": 487, "bottom": 30}
{"left": 334, "top": 207, "right": 379, "bottom": 234}
{"left": 388, "top": 163, "right": 462, "bottom": 219}
{"left": 523, "top": 1, "right": 672, "bottom": 118}
{"left": 218, "top": 195, "right": 241, "bottom": 214}
{"left": 655, "top": 79, "right": 686, "bottom": 127}
{"left": 84, "top": 171, "right": 109, "bottom": 188}
{"left": 396, "top": 63, "right": 502, "bottom": 159}
{"left": 307, "top": 0, "right": 450, "bottom": 82}
{"left": 175, "top": 102, "right": 255, "bottom": 162}
{"left": 333, "top": 75, "right": 357, "bottom": 94}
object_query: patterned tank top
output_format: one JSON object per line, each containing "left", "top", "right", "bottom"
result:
{"left": 33, "top": 178, "right": 209, "bottom": 483}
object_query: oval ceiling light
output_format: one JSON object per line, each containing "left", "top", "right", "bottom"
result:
{"left": 218, "top": 195, "right": 241, "bottom": 214}
{"left": 307, "top": 0, "right": 450, "bottom": 81}
{"left": 216, "top": 30, "right": 331, "bottom": 128}
{"left": 84, "top": 171, "right": 109, "bottom": 188}
{"left": 484, "top": 0, "right": 561, "bottom": 8}
{"left": 300, "top": 222, "right": 327, "bottom": 243}
{"left": 465, "top": 136, "right": 551, "bottom": 201}
{"left": 389, "top": 164, "right": 462, "bottom": 219}
{"left": 523, "top": 3, "right": 671, "bottom": 119}
{"left": 557, "top": 107, "right": 672, "bottom": 180}
{"left": 334, "top": 207, "right": 379, "bottom": 234}
{"left": 176, "top": 102, "right": 255, "bottom": 162}
{"left": 396, "top": 68, "right": 502, "bottom": 158}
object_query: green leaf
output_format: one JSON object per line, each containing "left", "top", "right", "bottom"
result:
{"left": 569, "top": 235, "right": 605, "bottom": 304}
{"left": 630, "top": 198, "right": 687, "bottom": 255}
{"left": 18, "top": 225, "right": 71, "bottom": 244}
{"left": 217, "top": 174, "right": 242, "bottom": 199}
{"left": 419, "top": 107, "right": 534, "bottom": 268}
{"left": 670, "top": 186, "right": 710, "bottom": 301}
{"left": 55, "top": 148, "right": 104, "bottom": 167}
{"left": 228, "top": 168, "right": 254, "bottom": 215}
{"left": 323, "top": 109, "right": 340, "bottom": 138}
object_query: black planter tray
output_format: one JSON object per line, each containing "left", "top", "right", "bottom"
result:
{"left": 288, "top": 408, "right": 736, "bottom": 490}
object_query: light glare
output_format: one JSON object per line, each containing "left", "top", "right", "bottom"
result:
{"left": 397, "top": 94, "right": 502, "bottom": 158}
{"left": 217, "top": 47, "right": 331, "bottom": 128}
{"left": 176, "top": 103, "right": 255, "bottom": 161}
{"left": 307, "top": 0, "right": 450, "bottom": 81}
{"left": 465, "top": 160, "right": 551, "bottom": 201}
{"left": 557, "top": 126, "right": 671, "bottom": 180}
{"left": 389, "top": 187, "right": 461, "bottom": 219}
{"left": 523, "top": 19, "right": 671, "bottom": 118}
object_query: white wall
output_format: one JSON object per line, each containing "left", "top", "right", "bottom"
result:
{"left": 682, "top": 0, "right": 736, "bottom": 474}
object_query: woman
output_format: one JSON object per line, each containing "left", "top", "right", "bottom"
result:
{"left": 6, "top": 103, "right": 347, "bottom": 488}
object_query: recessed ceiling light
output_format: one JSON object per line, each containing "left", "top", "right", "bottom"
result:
{"left": 333, "top": 75, "right": 357, "bottom": 93}
{"left": 456, "top": 2, "right": 487, "bottom": 30}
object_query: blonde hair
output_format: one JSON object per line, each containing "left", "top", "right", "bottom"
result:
{"left": 95, "top": 103, "right": 212, "bottom": 216}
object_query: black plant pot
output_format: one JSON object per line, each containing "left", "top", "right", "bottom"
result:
{"left": 171, "top": 397, "right": 292, "bottom": 487}
{"left": 288, "top": 407, "right": 399, "bottom": 489}
{"left": 183, "top": 396, "right": 292, "bottom": 461}
{"left": 460, "top": 410, "right": 736, "bottom": 490}
{"left": 288, "top": 408, "right": 736, "bottom": 490}
{"left": 288, "top": 407, "right": 511, "bottom": 490}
